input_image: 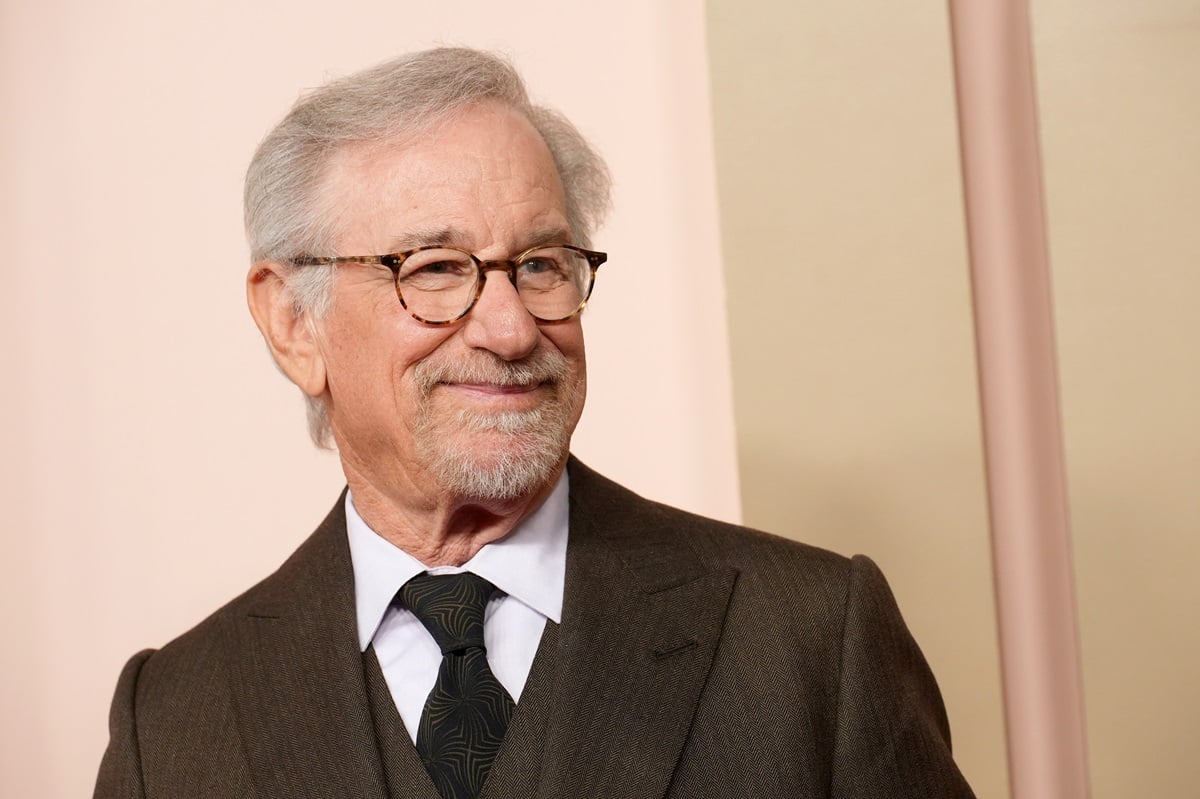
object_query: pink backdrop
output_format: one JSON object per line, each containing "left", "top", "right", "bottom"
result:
{"left": 0, "top": 2, "right": 739, "bottom": 795}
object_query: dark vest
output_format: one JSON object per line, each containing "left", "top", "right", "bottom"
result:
{"left": 362, "top": 621, "right": 563, "bottom": 799}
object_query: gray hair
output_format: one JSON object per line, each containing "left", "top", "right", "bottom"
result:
{"left": 243, "top": 48, "right": 611, "bottom": 447}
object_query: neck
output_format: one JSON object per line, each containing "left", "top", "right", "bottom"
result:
{"left": 343, "top": 460, "right": 565, "bottom": 566}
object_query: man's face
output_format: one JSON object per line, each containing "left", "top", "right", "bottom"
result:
{"left": 310, "top": 101, "right": 587, "bottom": 503}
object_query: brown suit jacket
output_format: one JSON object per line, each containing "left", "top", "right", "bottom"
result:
{"left": 95, "top": 458, "right": 975, "bottom": 798}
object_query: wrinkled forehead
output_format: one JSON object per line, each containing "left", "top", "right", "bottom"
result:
{"left": 317, "top": 102, "right": 570, "bottom": 253}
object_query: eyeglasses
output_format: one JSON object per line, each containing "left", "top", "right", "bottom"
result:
{"left": 293, "top": 244, "right": 607, "bottom": 326}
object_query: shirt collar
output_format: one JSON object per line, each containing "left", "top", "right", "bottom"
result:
{"left": 346, "top": 470, "right": 569, "bottom": 652}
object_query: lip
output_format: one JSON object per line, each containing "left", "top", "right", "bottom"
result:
{"left": 435, "top": 380, "right": 550, "bottom": 408}
{"left": 443, "top": 381, "right": 541, "bottom": 394}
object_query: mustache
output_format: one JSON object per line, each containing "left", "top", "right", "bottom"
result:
{"left": 413, "top": 349, "right": 570, "bottom": 396}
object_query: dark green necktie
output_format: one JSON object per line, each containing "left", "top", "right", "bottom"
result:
{"left": 400, "top": 572, "right": 516, "bottom": 799}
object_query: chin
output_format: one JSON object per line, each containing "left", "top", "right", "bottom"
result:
{"left": 419, "top": 409, "right": 570, "bottom": 501}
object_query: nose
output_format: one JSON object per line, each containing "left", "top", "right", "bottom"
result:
{"left": 459, "top": 267, "right": 539, "bottom": 361}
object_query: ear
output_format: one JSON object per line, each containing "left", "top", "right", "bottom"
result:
{"left": 246, "top": 261, "right": 328, "bottom": 398}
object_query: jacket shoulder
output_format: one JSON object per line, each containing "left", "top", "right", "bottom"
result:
{"left": 567, "top": 456, "right": 854, "bottom": 587}
{"left": 129, "top": 493, "right": 349, "bottom": 695}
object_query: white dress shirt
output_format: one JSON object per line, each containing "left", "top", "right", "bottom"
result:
{"left": 346, "top": 471, "right": 569, "bottom": 743}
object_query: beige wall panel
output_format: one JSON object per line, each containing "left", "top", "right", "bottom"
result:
{"left": 709, "top": 0, "right": 1200, "bottom": 796}
{"left": 1033, "top": 1, "right": 1200, "bottom": 796}
{"left": 706, "top": 1, "right": 1007, "bottom": 795}
{"left": 0, "top": 1, "right": 737, "bottom": 795}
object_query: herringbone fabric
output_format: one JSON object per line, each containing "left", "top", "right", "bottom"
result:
{"left": 94, "top": 459, "right": 977, "bottom": 798}
{"left": 400, "top": 573, "right": 514, "bottom": 799}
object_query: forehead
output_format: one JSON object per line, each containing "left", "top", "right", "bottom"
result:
{"left": 322, "top": 102, "right": 569, "bottom": 252}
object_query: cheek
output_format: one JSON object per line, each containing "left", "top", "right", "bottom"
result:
{"left": 545, "top": 322, "right": 587, "bottom": 410}
{"left": 326, "top": 291, "right": 447, "bottom": 371}
{"left": 374, "top": 324, "right": 463, "bottom": 406}
{"left": 319, "top": 312, "right": 402, "bottom": 406}
{"left": 543, "top": 318, "right": 586, "bottom": 359}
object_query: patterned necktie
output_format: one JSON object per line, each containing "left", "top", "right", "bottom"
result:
{"left": 400, "top": 572, "right": 516, "bottom": 799}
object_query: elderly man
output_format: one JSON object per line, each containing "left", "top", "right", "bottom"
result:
{"left": 95, "top": 48, "right": 974, "bottom": 798}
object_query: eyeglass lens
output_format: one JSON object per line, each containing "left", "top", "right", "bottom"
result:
{"left": 396, "top": 246, "right": 594, "bottom": 323}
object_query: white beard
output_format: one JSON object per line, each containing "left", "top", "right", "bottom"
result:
{"left": 411, "top": 350, "right": 579, "bottom": 501}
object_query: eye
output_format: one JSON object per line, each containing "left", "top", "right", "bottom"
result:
{"left": 417, "top": 259, "right": 471, "bottom": 276}
{"left": 521, "top": 257, "right": 560, "bottom": 274}
{"left": 517, "top": 251, "right": 570, "bottom": 282}
{"left": 397, "top": 249, "right": 476, "bottom": 291}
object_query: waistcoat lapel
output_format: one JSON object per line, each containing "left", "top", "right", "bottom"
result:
{"left": 225, "top": 496, "right": 390, "bottom": 799}
{"left": 478, "top": 619, "right": 561, "bottom": 798}
{"left": 362, "top": 619, "right": 563, "bottom": 799}
{"left": 363, "top": 646, "right": 441, "bottom": 799}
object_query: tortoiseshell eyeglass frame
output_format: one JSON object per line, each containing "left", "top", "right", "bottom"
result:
{"left": 292, "top": 244, "right": 606, "bottom": 326}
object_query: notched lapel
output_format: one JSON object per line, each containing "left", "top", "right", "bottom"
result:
{"left": 541, "top": 464, "right": 738, "bottom": 798}
{"left": 225, "top": 499, "right": 390, "bottom": 799}
{"left": 545, "top": 564, "right": 737, "bottom": 799}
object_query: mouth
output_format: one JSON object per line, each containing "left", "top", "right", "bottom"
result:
{"left": 435, "top": 379, "right": 552, "bottom": 411}
{"left": 441, "top": 380, "right": 546, "bottom": 394}
{"left": 416, "top": 351, "right": 569, "bottom": 404}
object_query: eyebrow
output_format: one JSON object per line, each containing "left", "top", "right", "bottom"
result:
{"left": 387, "top": 227, "right": 463, "bottom": 252}
{"left": 386, "top": 225, "right": 573, "bottom": 255}
{"left": 521, "top": 226, "right": 574, "bottom": 250}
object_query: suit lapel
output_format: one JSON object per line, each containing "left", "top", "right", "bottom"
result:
{"left": 217, "top": 463, "right": 733, "bottom": 799}
{"left": 536, "top": 460, "right": 737, "bottom": 798}
{"left": 224, "top": 497, "right": 391, "bottom": 799}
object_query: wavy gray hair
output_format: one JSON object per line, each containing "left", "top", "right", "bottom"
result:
{"left": 243, "top": 48, "right": 611, "bottom": 447}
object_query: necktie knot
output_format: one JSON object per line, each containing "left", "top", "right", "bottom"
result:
{"left": 400, "top": 572, "right": 496, "bottom": 655}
